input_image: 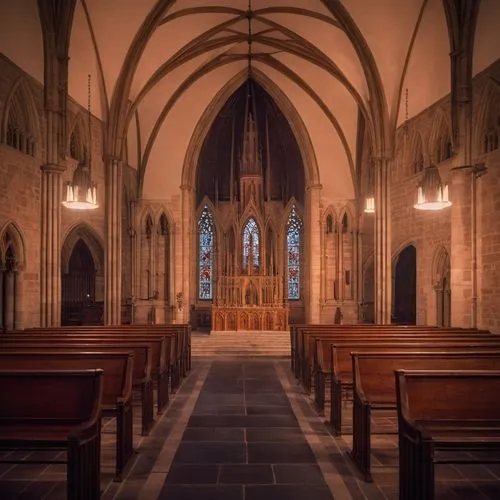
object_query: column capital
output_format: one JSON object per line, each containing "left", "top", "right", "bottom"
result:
{"left": 41, "top": 163, "right": 65, "bottom": 174}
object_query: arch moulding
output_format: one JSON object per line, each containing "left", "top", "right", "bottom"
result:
{"left": 181, "top": 67, "right": 320, "bottom": 193}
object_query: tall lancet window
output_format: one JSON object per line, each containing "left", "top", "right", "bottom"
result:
{"left": 242, "top": 218, "right": 260, "bottom": 272}
{"left": 198, "top": 206, "right": 214, "bottom": 300}
{"left": 287, "top": 205, "right": 303, "bottom": 300}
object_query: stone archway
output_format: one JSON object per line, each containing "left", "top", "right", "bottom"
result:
{"left": 433, "top": 247, "right": 451, "bottom": 327}
{"left": 393, "top": 245, "right": 417, "bottom": 325}
{"left": 61, "top": 225, "right": 104, "bottom": 326}
{"left": 0, "top": 222, "right": 26, "bottom": 331}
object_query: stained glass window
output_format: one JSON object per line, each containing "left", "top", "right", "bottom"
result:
{"left": 198, "top": 206, "right": 214, "bottom": 300}
{"left": 242, "top": 218, "right": 260, "bottom": 271}
{"left": 287, "top": 205, "right": 302, "bottom": 300}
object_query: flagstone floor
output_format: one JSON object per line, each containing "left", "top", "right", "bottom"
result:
{"left": 1, "top": 358, "right": 499, "bottom": 499}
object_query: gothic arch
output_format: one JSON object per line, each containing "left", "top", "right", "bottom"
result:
{"left": 0, "top": 221, "right": 26, "bottom": 269}
{"left": 473, "top": 78, "right": 500, "bottom": 157}
{"left": 181, "top": 68, "right": 320, "bottom": 194}
{"left": 67, "top": 112, "right": 89, "bottom": 161}
{"left": 2, "top": 78, "right": 40, "bottom": 157}
{"left": 392, "top": 242, "right": 417, "bottom": 325}
{"left": 61, "top": 224, "right": 104, "bottom": 275}
{"left": 409, "top": 129, "right": 425, "bottom": 174}
{"left": 432, "top": 246, "right": 451, "bottom": 287}
{"left": 323, "top": 206, "right": 337, "bottom": 234}
{"left": 429, "top": 109, "right": 453, "bottom": 163}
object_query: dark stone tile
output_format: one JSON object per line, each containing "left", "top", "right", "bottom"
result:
{"left": 15, "top": 480, "right": 61, "bottom": 499}
{"left": 219, "top": 464, "right": 274, "bottom": 484}
{"left": 245, "top": 381, "right": 284, "bottom": 394}
{"left": 273, "top": 464, "right": 326, "bottom": 484}
{"left": 159, "top": 484, "right": 243, "bottom": 500}
{"left": 197, "top": 395, "right": 245, "bottom": 406}
{"left": 165, "top": 464, "right": 219, "bottom": 484}
{"left": 173, "top": 442, "right": 246, "bottom": 464}
{"left": 248, "top": 443, "right": 316, "bottom": 464}
{"left": 182, "top": 428, "right": 245, "bottom": 442}
{"left": 245, "top": 394, "right": 290, "bottom": 406}
{"left": 246, "top": 428, "right": 306, "bottom": 443}
{"left": 188, "top": 415, "right": 297, "bottom": 428}
{"left": 246, "top": 406, "right": 294, "bottom": 416}
{"left": 245, "top": 484, "right": 334, "bottom": 500}
{"left": 192, "top": 406, "right": 246, "bottom": 416}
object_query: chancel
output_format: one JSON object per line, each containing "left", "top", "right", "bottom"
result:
{"left": 1, "top": 1, "right": 500, "bottom": 499}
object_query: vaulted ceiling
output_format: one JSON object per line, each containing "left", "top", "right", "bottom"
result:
{"left": 1, "top": 0, "right": 500, "bottom": 201}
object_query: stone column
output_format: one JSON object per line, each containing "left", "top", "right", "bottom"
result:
{"left": 0, "top": 264, "right": 4, "bottom": 329}
{"left": 105, "top": 157, "right": 123, "bottom": 325}
{"left": 179, "top": 184, "right": 194, "bottom": 323}
{"left": 14, "top": 266, "right": 24, "bottom": 330}
{"left": 4, "top": 270, "right": 15, "bottom": 331}
{"left": 307, "top": 184, "right": 322, "bottom": 323}
{"left": 450, "top": 166, "right": 474, "bottom": 327}
{"left": 374, "top": 157, "right": 392, "bottom": 324}
{"left": 40, "top": 163, "right": 64, "bottom": 327}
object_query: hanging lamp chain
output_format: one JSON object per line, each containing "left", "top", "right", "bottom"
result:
{"left": 87, "top": 73, "right": 92, "bottom": 176}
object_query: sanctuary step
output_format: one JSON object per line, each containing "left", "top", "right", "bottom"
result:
{"left": 191, "top": 330, "right": 290, "bottom": 357}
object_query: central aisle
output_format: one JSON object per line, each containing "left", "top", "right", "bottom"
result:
{"left": 158, "top": 361, "right": 334, "bottom": 500}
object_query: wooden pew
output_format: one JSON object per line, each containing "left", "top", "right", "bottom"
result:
{"left": 0, "top": 351, "right": 134, "bottom": 481}
{"left": 311, "top": 331, "right": 494, "bottom": 402}
{"left": 298, "top": 326, "right": 491, "bottom": 388}
{"left": 395, "top": 369, "right": 500, "bottom": 500}
{"left": 21, "top": 327, "right": 178, "bottom": 405}
{"left": 0, "top": 369, "right": 103, "bottom": 500}
{"left": 0, "top": 340, "right": 155, "bottom": 436}
{"left": 291, "top": 324, "right": 487, "bottom": 380}
{"left": 326, "top": 341, "right": 500, "bottom": 437}
{"left": 351, "top": 352, "right": 500, "bottom": 481}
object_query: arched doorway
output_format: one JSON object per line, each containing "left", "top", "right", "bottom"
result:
{"left": 362, "top": 258, "right": 375, "bottom": 323}
{"left": 0, "top": 223, "right": 25, "bottom": 331}
{"left": 61, "top": 226, "right": 104, "bottom": 326}
{"left": 393, "top": 245, "right": 417, "bottom": 325}
{"left": 433, "top": 248, "right": 451, "bottom": 326}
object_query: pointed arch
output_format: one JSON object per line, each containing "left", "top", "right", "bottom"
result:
{"left": 68, "top": 112, "right": 89, "bottom": 162}
{"left": 61, "top": 223, "right": 104, "bottom": 275}
{"left": 198, "top": 205, "right": 215, "bottom": 300}
{"left": 2, "top": 78, "right": 40, "bottom": 157}
{"left": 242, "top": 217, "right": 260, "bottom": 273}
{"left": 323, "top": 205, "right": 337, "bottom": 234}
{"left": 474, "top": 78, "right": 500, "bottom": 156}
{"left": 0, "top": 221, "right": 26, "bottom": 269}
{"left": 286, "top": 203, "right": 303, "bottom": 300}
{"left": 429, "top": 109, "right": 453, "bottom": 163}
{"left": 409, "top": 130, "right": 425, "bottom": 174}
{"left": 432, "top": 246, "right": 451, "bottom": 286}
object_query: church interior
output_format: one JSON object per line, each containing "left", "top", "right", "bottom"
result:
{"left": 1, "top": 1, "right": 500, "bottom": 499}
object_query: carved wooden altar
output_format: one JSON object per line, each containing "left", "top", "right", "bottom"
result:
{"left": 212, "top": 275, "right": 288, "bottom": 331}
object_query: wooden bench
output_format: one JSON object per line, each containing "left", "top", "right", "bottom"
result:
{"left": 0, "top": 340, "right": 155, "bottom": 436}
{"left": 395, "top": 369, "right": 500, "bottom": 500}
{"left": 0, "top": 369, "right": 103, "bottom": 500}
{"left": 20, "top": 327, "right": 177, "bottom": 406}
{"left": 326, "top": 341, "right": 500, "bottom": 436}
{"left": 312, "top": 332, "right": 495, "bottom": 407}
{"left": 291, "top": 324, "right": 489, "bottom": 380}
{"left": 351, "top": 352, "right": 500, "bottom": 481}
{"left": 298, "top": 327, "right": 491, "bottom": 390}
{"left": 0, "top": 350, "right": 135, "bottom": 481}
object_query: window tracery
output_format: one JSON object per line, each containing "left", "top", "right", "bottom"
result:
{"left": 198, "top": 206, "right": 214, "bottom": 300}
{"left": 242, "top": 218, "right": 260, "bottom": 272}
{"left": 287, "top": 205, "right": 302, "bottom": 300}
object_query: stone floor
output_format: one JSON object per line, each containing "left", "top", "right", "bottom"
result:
{"left": 1, "top": 358, "right": 500, "bottom": 499}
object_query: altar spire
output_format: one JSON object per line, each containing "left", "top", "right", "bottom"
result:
{"left": 240, "top": 81, "right": 261, "bottom": 176}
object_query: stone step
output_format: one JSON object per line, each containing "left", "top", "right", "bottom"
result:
{"left": 191, "top": 331, "right": 290, "bottom": 357}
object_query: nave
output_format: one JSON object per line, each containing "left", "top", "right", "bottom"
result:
{"left": 1, "top": 357, "right": 499, "bottom": 500}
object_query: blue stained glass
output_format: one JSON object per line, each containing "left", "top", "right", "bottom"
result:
{"left": 287, "top": 205, "right": 302, "bottom": 300}
{"left": 198, "top": 206, "right": 214, "bottom": 300}
{"left": 242, "top": 218, "right": 260, "bottom": 271}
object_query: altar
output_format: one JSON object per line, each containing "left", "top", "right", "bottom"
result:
{"left": 212, "top": 275, "right": 288, "bottom": 331}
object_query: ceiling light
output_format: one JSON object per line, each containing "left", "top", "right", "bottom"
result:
{"left": 414, "top": 164, "right": 451, "bottom": 211}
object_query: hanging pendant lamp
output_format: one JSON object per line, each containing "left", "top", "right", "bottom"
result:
{"left": 414, "top": 164, "right": 451, "bottom": 211}
{"left": 62, "top": 74, "right": 98, "bottom": 210}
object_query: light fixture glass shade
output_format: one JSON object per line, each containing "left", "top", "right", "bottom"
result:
{"left": 62, "top": 162, "right": 98, "bottom": 210}
{"left": 364, "top": 195, "right": 375, "bottom": 213}
{"left": 414, "top": 164, "right": 451, "bottom": 211}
